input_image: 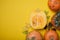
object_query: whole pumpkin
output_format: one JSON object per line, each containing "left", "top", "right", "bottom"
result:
{"left": 44, "top": 30, "right": 58, "bottom": 40}
{"left": 51, "top": 11, "right": 60, "bottom": 30}
{"left": 26, "top": 30, "right": 42, "bottom": 40}
{"left": 48, "top": 0, "right": 60, "bottom": 11}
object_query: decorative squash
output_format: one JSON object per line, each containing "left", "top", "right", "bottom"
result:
{"left": 51, "top": 11, "right": 60, "bottom": 30}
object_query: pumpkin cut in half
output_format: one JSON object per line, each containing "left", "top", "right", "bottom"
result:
{"left": 30, "top": 10, "right": 47, "bottom": 29}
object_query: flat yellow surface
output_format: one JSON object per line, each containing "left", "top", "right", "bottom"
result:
{"left": 0, "top": 0, "right": 60, "bottom": 40}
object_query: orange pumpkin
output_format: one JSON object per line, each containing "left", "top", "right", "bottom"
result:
{"left": 48, "top": 0, "right": 60, "bottom": 11}
{"left": 26, "top": 30, "right": 42, "bottom": 40}
{"left": 44, "top": 30, "right": 58, "bottom": 40}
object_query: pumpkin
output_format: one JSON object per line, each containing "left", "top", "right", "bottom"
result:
{"left": 30, "top": 10, "right": 47, "bottom": 29}
{"left": 48, "top": 0, "right": 60, "bottom": 11}
{"left": 51, "top": 11, "right": 60, "bottom": 30}
{"left": 26, "top": 30, "right": 42, "bottom": 40}
{"left": 44, "top": 30, "right": 58, "bottom": 40}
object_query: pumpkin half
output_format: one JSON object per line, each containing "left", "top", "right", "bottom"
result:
{"left": 30, "top": 10, "right": 47, "bottom": 29}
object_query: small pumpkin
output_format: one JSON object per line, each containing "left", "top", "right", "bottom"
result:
{"left": 51, "top": 11, "right": 60, "bottom": 30}
{"left": 26, "top": 30, "right": 42, "bottom": 40}
{"left": 44, "top": 30, "right": 58, "bottom": 40}
{"left": 48, "top": 0, "right": 60, "bottom": 11}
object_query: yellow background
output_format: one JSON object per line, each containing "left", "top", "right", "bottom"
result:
{"left": 0, "top": 0, "right": 60, "bottom": 40}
